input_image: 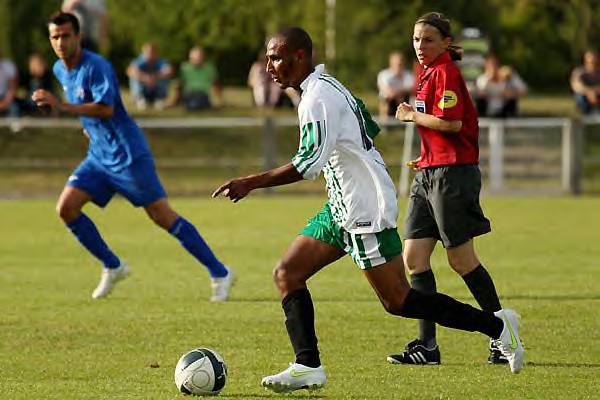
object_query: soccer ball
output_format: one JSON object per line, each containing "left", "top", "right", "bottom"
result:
{"left": 174, "top": 348, "right": 227, "bottom": 396}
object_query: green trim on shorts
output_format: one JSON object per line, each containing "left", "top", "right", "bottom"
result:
{"left": 300, "top": 204, "right": 403, "bottom": 269}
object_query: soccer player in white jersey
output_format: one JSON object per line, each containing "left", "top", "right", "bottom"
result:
{"left": 213, "top": 27, "right": 524, "bottom": 393}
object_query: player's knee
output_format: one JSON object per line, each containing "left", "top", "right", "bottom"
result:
{"left": 273, "top": 260, "right": 302, "bottom": 290}
{"left": 378, "top": 287, "right": 410, "bottom": 316}
{"left": 272, "top": 262, "right": 287, "bottom": 287}
{"left": 381, "top": 297, "right": 405, "bottom": 316}
{"left": 148, "top": 209, "right": 171, "bottom": 230}
{"left": 56, "top": 200, "right": 78, "bottom": 223}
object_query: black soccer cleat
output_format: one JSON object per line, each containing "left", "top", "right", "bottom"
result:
{"left": 387, "top": 339, "right": 441, "bottom": 365}
{"left": 488, "top": 338, "right": 509, "bottom": 364}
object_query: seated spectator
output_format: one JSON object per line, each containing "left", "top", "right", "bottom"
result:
{"left": 126, "top": 42, "right": 172, "bottom": 110}
{"left": 0, "top": 48, "right": 19, "bottom": 117}
{"left": 377, "top": 51, "right": 414, "bottom": 119}
{"left": 476, "top": 54, "right": 527, "bottom": 118}
{"left": 247, "top": 51, "right": 296, "bottom": 109}
{"left": 175, "top": 45, "right": 221, "bottom": 111}
{"left": 18, "top": 53, "right": 55, "bottom": 115}
{"left": 570, "top": 49, "right": 600, "bottom": 114}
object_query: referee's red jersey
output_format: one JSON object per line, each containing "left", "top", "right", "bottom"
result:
{"left": 414, "top": 51, "right": 479, "bottom": 168}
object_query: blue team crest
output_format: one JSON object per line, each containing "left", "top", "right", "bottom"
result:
{"left": 415, "top": 100, "right": 426, "bottom": 113}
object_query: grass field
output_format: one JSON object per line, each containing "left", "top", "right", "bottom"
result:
{"left": 1, "top": 196, "right": 599, "bottom": 399}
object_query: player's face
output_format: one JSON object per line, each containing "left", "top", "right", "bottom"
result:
{"left": 49, "top": 22, "right": 81, "bottom": 61}
{"left": 413, "top": 23, "right": 450, "bottom": 66}
{"left": 266, "top": 38, "right": 300, "bottom": 89}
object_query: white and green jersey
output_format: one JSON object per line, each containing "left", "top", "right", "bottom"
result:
{"left": 292, "top": 64, "right": 398, "bottom": 234}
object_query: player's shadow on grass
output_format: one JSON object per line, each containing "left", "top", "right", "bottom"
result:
{"left": 219, "top": 394, "right": 325, "bottom": 399}
{"left": 528, "top": 361, "right": 600, "bottom": 368}
{"left": 499, "top": 293, "right": 600, "bottom": 301}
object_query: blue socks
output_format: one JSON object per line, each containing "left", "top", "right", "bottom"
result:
{"left": 169, "top": 217, "right": 228, "bottom": 278}
{"left": 67, "top": 213, "right": 121, "bottom": 269}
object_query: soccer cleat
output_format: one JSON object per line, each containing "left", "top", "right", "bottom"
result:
{"left": 488, "top": 338, "right": 509, "bottom": 364}
{"left": 493, "top": 309, "right": 525, "bottom": 373}
{"left": 210, "top": 268, "right": 235, "bottom": 302}
{"left": 261, "top": 363, "right": 326, "bottom": 393}
{"left": 91, "top": 263, "right": 130, "bottom": 299}
{"left": 387, "top": 339, "right": 441, "bottom": 365}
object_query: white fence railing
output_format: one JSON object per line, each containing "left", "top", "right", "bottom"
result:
{"left": 1, "top": 115, "right": 599, "bottom": 195}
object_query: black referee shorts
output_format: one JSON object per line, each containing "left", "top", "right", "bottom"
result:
{"left": 404, "top": 165, "right": 491, "bottom": 248}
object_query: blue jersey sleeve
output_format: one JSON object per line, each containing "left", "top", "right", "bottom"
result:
{"left": 88, "top": 61, "right": 115, "bottom": 107}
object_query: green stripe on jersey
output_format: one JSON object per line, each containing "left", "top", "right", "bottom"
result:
{"left": 318, "top": 75, "right": 374, "bottom": 149}
{"left": 293, "top": 120, "right": 326, "bottom": 176}
{"left": 353, "top": 96, "right": 380, "bottom": 139}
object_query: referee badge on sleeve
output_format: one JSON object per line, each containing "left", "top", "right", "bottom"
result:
{"left": 437, "top": 90, "right": 458, "bottom": 109}
{"left": 415, "top": 100, "right": 426, "bottom": 113}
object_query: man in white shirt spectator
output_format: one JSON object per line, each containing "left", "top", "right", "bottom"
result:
{"left": 475, "top": 54, "right": 527, "bottom": 118}
{"left": 377, "top": 51, "right": 414, "bottom": 119}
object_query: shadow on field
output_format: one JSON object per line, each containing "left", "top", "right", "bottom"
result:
{"left": 500, "top": 294, "right": 600, "bottom": 301}
{"left": 220, "top": 394, "right": 324, "bottom": 399}
{"left": 528, "top": 361, "right": 600, "bottom": 368}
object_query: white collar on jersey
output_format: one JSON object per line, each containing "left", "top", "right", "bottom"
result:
{"left": 300, "top": 64, "right": 325, "bottom": 92}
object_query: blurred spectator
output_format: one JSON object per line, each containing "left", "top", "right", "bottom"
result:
{"left": 0, "top": 48, "right": 19, "bottom": 117}
{"left": 377, "top": 51, "right": 414, "bottom": 119}
{"left": 570, "top": 49, "right": 600, "bottom": 115}
{"left": 127, "top": 42, "right": 172, "bottom": 110}
{"left": 62, "top": 0, "right": 108, "bottom": 52}
{"left": 247, "top": 51, "right": 297, "bottom": 109}
{"left": 475, "top": 54, "right": 527, "bottom": 118}
{"left": 18, "top": 53, "right": 54, "bottom": 115}
{"left": 174, "top": 45, "right": 221, "bottom": 111}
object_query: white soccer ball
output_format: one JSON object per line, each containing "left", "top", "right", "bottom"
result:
{"left": 174, "top": 348, "right": 227, "bottom": 396}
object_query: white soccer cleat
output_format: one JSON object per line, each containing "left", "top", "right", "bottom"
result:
{"left": 210, "top": 268, "right": 234, "bottom": 302}
{"left": 493, "top": 309, "right": 525, "bottom": 373}
{"left": 261, "top": 363, "right": 326, "bottom": 393}
{"left": 91, "top": 263, "right": 130, "bottom": 299}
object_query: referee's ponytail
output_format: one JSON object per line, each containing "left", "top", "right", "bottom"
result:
{"left": 416, "top": 12, "right": 463, "bottom": 61}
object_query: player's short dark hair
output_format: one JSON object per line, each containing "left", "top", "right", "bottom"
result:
{"left": 48, "top": 12, "right": 80, "bottom": 34}
{"left": 275, "top": 27, "right": 313, "bottom": 57}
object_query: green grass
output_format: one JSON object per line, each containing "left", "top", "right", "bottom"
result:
{"left": 1, "top": 196, "right": 599, "bottom": 399}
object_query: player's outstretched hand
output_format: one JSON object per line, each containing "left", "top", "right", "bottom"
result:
{"left": 212, "top": 178, "right": 252, "bottom": 203}
{"left": 31, "top": 89, "right": 60, "bottom": 114}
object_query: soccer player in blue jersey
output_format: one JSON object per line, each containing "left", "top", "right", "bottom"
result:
{"left": 32, "top": 12, "right": 233, "bottom": 301}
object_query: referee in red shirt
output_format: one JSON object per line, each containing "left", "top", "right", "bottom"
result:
{"left": 390, "top": 12, "right": 507, "bottom": 366}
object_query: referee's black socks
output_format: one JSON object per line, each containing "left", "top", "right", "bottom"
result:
{"left": 282, "top": 288, "right": 321, "bottom": 368}
{"left": 410, "top": 270, "right": 438, "bottom": 348}
{"left": 462, "top": 264, "right": 502, "bottom": 312}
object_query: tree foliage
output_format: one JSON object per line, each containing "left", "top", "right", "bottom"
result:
{"left": 1, "top": 0, "right": 598, "bottom": 91}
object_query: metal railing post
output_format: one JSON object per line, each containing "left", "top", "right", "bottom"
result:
{"left": 562, "top": 118, "right": 583, "bottom": 195}
{"left": 488, "top": 121, "right": 505, "bottom": 192}
{"left": 262, "top": 116, "right": 277, "bottom": 194}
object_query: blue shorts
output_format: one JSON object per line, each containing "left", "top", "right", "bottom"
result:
{"left": 67, "top": 156, "right": 167, "bottom": 208}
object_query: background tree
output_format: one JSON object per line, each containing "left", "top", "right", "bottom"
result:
{"left": 0, "top": 0, "right": 597, "bottom": 92}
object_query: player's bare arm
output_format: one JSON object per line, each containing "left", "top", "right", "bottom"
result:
{"left": 213, "top": 163, "right": 303, "bottom": 202}
{"left": 395, "top": 102, "right": 462, "bottom": 133}
{"left": 31, "top": 89, "right": 114, "bottom": 119}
